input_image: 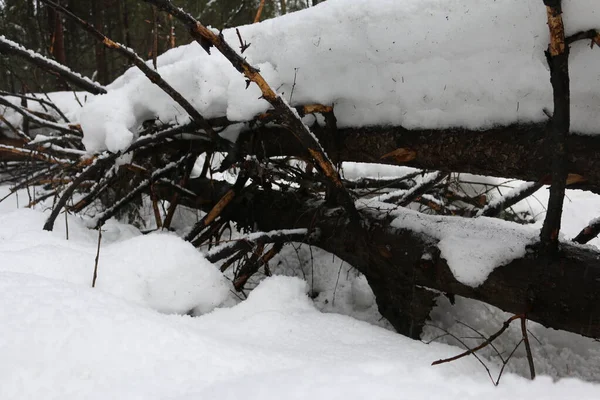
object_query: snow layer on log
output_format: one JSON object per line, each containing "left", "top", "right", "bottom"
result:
{"left": 70, "top": 0, "right": 600, "bottom": 153}
{"left": 384, "top": 205, "right": 538, "bottom": 287}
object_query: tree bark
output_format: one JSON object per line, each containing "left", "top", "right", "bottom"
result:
{"left": 236, "top": 123, "right": 600, "bottom": 194}
{"left": 91, "top": 0, "right": 108, "bottom": 85}
{"left": 172, "top": 178, "right": 600, "bottom": 340}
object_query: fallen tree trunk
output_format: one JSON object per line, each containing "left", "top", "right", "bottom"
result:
{"left": 4, "top": 120, "right": 600, "bottom": 194}
{"left": 239, "top": 123, "right": 600, "bottom": 193}
{"left": 174, "top": 178, "right": 600, "bottom": 340}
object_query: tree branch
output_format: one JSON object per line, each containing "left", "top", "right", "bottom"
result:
{"left": 0, "top": 35, "right": 106, "bottom": 95}
{"left": 144, "top": 0, "right": 359, "bottom": 223}
{"left": 539, "top": 0, "right": 570, "bottom": 253}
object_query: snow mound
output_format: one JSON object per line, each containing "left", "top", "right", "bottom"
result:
{"left": 0, "top": 208, "right": 228, "bottom": 314}
{"left": 73, "top": 0, "right": 600, "bottom": 153}
{"left": 2, "top": 272, "right": 599, "bottom": 399}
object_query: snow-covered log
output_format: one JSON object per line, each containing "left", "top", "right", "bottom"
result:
{"left": 173, "top": 177, "right": 600, "bottom": 340}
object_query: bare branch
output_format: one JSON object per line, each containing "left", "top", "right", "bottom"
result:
{"left": 0, "top": 35, "right": 106, "bottom": 94}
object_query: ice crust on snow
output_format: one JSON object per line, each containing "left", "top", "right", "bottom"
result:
{"left": 66, "top": 0, "right": 600, "bottom": 153}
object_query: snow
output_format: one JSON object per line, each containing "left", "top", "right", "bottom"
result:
{"left": 2, "top": 181, "right": 600, "bottom": 397}
{"left": 60, "top": 0, "right": 599, "bottom": 153}
{"left": 358, "top": 202, "right": 536, "bottom": 287}
{"left": 2, "top": 270, "right": 600, "bottom": 400}
{"left": 0, "top": 206, "right": 229, "bottom": 315}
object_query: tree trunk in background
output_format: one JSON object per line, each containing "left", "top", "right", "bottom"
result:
{"left": 46, "top": 0, "right": 69, "bottom": 90}
{"left": 91, "top": 0, "right": 108, "bottom": 84}
{"left": 119, "top": 0, "right": 132, "bottom": 48}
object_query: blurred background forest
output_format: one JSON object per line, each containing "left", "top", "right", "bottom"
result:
{"left": 0, "top": 0, "right": 325, "bottom": 92}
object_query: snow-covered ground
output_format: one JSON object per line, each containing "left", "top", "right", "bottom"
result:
{"left": 2, "top": 178, "right": 600, "bottom": 399}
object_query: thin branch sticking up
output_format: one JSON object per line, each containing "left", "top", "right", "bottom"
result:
{"left": 539, "top": 0, "right": 570, "bottom": 254}
{"left": 92, "top": 228, "right": 102, "bottom": 288}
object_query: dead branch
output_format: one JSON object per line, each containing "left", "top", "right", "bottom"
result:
{"left": 92, "top": 154, "right": 191, "bottom": 229}
{"left": 477, "top": 181, "right": 544, "bottom": 218}
{"left": 178, "top": 177, "right": 600, "bottom": 340}
{"left": 0, "top": 36, "right": 106, "bottom": 95}
{"left": 0, "top": 91, "right": 70, "bottom": 123}
{"left": 539, "top": 0, "right": 570, "bottom": 254}
{"left": 572, "top": 217, "right": 600, "bottom": 244}
{"left": 41, "top": 0, "right": 218, "bottom": 141}
{"left": 145, "top": 0, "right": 360, "bottom": 223}
{"left": 237, "top": 123, "right": 600, "bottom": 195}
{"left": 206, "top": 228, "right": 309, "bottom": 263}
{"left": 0, "top": 97, "right": 81, "bottom": 136}
{"left": 566, "top": 29, "right": 600, "bottom": 46}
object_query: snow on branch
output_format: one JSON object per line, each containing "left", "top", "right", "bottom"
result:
{"left": 0, "top": 35, "right": 106, "bottom": 95}
{"left": 40, "top": 0, "right": 218, "bottom": 143}
{"left": 145, "top": 0, "right": 359, "bottom": 222}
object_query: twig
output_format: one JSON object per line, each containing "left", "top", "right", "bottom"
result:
{"left": 92, "top": 228, "right": 102, "bottom": 288}
{"left": 206, "top": 228, "right": 309, "bottom": 262}
{"left": 477, "top": 181, "right": 543, "bottom": 217}
{"left": 495, "top": 339, "right": 523, "bottom": 386}
{"left": 521, "top": 317, "right": 536, "bottom": 380}
{"left": 0, "top": 97, "right": 81, "bottom": 136}
{"left": 235, "top": 28, "right": 250, "bottom": 53}
{"left": 431, "top": 314, "right": 520, "bottom": 366}
{"left": 145, "top": 0, "right": 360, "bottom": 223}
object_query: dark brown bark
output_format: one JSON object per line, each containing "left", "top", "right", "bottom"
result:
{"left": 47, "top": 0, "right": 67, "bottom": 66}
{"left": 539, "top": 1, "right": 569, "bottom": 253}
{"left": 91, "top": 0, "right": 108, "bottom": 85}
{"left": 0, "top": 36, "right": 106, "bottom": 94}
{"left": 238, "top": 123, "right": 600, "bottom": 194}
{"left": 573, "top": 217, "right": 600, "bottom": 244}
{"left": 174, "top": 178, "right": 600, "bottom": 340}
